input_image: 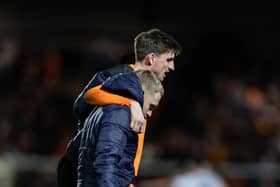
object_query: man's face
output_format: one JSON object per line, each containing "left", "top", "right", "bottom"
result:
{"left": 151, "top": 50, "right": 175, "bottom": 81}
{"left": 143, "top": 92, "right": 162, "bottom": 119}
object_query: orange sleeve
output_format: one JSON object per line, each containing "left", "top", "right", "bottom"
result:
{"left": 134, "top": 121, "right": 147, "bottom": 176}
{"left": 84, "top": 85, "right": 132, "bottom": 106}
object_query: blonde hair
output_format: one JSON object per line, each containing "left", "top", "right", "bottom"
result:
{"left": 135, "top": 70, "right": 164, "bottom": 97}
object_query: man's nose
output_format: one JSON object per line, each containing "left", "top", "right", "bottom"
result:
{"left": 147, "top": 111, "right": 152, "bottom": 117}
{"left": 169, "top": 61, "right": 175, "bottom": 70}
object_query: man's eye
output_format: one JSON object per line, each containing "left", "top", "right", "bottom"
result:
{"left": 167, "top": 58, "right": 174, "bottom": 62}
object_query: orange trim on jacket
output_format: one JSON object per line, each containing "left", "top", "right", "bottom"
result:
{"left": 84, "top": 85, "right": 132, "bottom": 106}
{"left": 134, "top": 121, "right": 146, "bottom": 176}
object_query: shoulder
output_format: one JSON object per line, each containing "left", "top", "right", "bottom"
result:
{"left": 103, "top": 64, "right": 133, "bottom": 77}
{"left": 85, "top": 64, "right": 132, "bottom": 90}
{"left": 102, "top": 71, "right": 144, "bottom": 106}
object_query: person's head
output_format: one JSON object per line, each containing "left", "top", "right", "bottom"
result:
{"left": 134, "top": 28, "right": 182, "bottom": 81}
{"left": 135, "top": 70, "right": 164, "bottom": 118}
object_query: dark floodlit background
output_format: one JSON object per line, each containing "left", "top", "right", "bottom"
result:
{"left": 1, "top": 2, "right": 280, "bottom": 187}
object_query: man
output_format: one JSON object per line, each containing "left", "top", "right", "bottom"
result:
{"left": 75, "top": 28, "right": 182, "bottom": 133}
{"left": 57, "top": 28, "right": 182, "bottom": 187}
{"left": 77, "top": 70, "right": 164, "bottom": 186}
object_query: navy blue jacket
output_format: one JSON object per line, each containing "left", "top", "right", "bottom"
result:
{"left": 77, "top": 71, "right": 143, "bottom": 187}
{"left": 57, "top": 65, "right": 140, "bottom": 187}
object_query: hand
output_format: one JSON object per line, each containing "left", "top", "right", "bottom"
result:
{"left": 130, "top": 100, "right": 145, "bottom": 133}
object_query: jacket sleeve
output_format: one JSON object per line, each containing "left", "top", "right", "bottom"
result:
{"left": 94, "top": 109, "right": 132, "bottom": 186}
{"left": 84, "top": 85, "right": 132, "bottom": 106}
{"left": 74, "top": 71, "right": 133, "bottom": 121}
{"left": 82, "top": 65, "right": 135, "bottom": 107}
{"left": 83, "top": 71, "right": 143, "bottom": 107}
{"left": 101, "top": 72, "right": 144, "bottom": 106}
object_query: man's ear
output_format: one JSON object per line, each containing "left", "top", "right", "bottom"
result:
{"left": 145, "top": 53, "right": 156, "bottom": 66}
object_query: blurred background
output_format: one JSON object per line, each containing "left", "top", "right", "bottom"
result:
{"left": 1, "top": 1, "right": 280, "bottom": 187}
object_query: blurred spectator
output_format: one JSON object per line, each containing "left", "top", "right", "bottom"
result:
{"left": 170, "top": 161, "right": 228, "bottom": 187}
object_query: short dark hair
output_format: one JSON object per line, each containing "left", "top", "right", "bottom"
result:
{"left": 134, "top": 28, "right": 182, "bottom": 61}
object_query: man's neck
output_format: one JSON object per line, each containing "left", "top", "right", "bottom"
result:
{"left": 134, "top": 61, "right": 151, "bottom": 71}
